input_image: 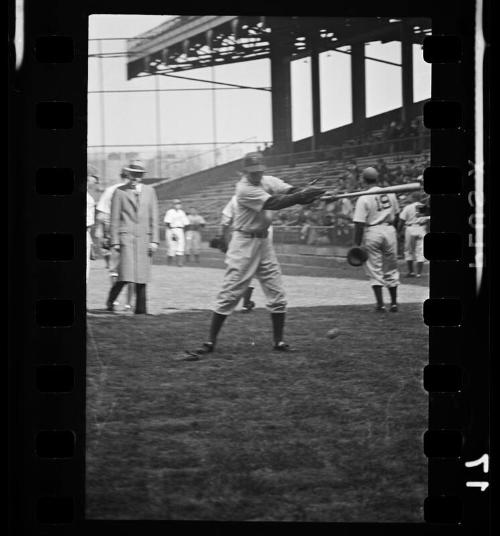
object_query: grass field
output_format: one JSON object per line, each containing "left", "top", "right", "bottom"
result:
{"left": 86, "top": 271, "right": 428, "bottom": 522}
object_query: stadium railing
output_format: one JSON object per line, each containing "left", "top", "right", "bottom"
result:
{"left": 264, "top": 134, "right": 430, "bottom": 167}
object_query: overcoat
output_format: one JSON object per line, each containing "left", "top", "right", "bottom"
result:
{"left": 110, "top": 183, "right": 159, "bottom": 284}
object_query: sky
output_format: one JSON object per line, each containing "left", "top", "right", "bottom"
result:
{"left": 88, "top": 15, "right": 431, "bottom": 152}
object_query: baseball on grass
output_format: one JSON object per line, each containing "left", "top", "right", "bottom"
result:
{"left": 326, "top": 328, "right": 341, "bottom": 339}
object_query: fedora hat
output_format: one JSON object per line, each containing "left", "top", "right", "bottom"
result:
{"left": 124, "top": 160, "right": 146, "bottom": 173}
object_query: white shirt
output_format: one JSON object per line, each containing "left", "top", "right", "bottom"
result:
{"left": 164, "top": 208, "right": 190, "bottom": 228}
{"left": 96, "top": 182, "right": 126, "bottom": 214}
{"left": 400, "top": 202, "right": 430, "bottom": 226}
{"left": 353, "top": 186, "right": 399, "bottom": 226}
{"left": 87, "top": 192, "right": 95, "bottom": 228}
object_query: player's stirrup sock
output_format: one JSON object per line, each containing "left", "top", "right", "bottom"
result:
{"left": 388, "top": 286, "right": 398, "bottom": 305}
{"left": 416, "top": 261, "right": 423, "bottom": 276}
{"left": 372, "top": 285, "right": 384, "bottom": 307}
{"left": 243, "top": 286, "right": 254, "bottom": 306}
{"left": 271, "top": 312, "right": 286, "bottom": 345}
{"left": 208, "top": 313, "right": 227, "bottom": 345}
{"left": 407, "top": 261, "right": 414, "bottom": 274}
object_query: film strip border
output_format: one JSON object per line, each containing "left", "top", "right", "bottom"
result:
{"left": 9, "top": 0, "right": 490, "bottom": 534}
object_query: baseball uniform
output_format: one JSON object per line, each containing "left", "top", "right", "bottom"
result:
{"left": 399, "top": 201, "right": 429, "bottom": 263}
{"left": 353, "top": 187, "right": 400, "bottom": 287}
{"left": 164, "top": 208, "right": 190, "bottom": 258}
{"left": 222, "top": 195, "right": 274, "bottom": 243}
{"left": 185, "top": 214, "right": 206, "bottom": 257}
{"left": 214, "top": 175, "right": 290, "bottom": 315}
{"left": 96, "top": 181, "right": 126, "bottom": 276}
{"left": 86, "top": 192, "right": 95, "bottom": 282}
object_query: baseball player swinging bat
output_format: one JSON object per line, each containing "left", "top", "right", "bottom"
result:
{"left": 321, "top": 182, "right": 422, "bottom": 201}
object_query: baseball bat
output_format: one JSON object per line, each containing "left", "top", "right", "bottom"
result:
{"left": 320, "top": 182, "right": 422, "bottom": 201}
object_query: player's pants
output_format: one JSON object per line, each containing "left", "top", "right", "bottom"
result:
{"left": 363, "top": 224, "right": 400, "bottom": 287}
{"left": 185, "top": 230, "right": 202, "bottom": 255}
{"left": 214, "top": 232, "right": 286, "bottom": 315}
{"left": 166, "top": 227, "right": 185, "bottom": 256}
{"left": 404, "top": 225, "right": 426, "bottom": 262}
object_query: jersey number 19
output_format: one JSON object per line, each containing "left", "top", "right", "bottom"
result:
{"left": 375, "top": 194, "right": 392, "bottom": 211}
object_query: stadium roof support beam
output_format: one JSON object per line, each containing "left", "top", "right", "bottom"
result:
{"left": 310, "top": 35, "right": 321, "bottom": 152}
{"left": 270, "top": 28, "right": 293, "bottom": 155}
{"left": 401, "top": 22, "right": 414, "bottom": 124}
{"left": 351, "top": 42, "right": 366, "bottom": 135}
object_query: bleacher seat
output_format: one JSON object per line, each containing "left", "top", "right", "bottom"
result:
{"left": 156, "top": 148, "right": 429, "bottom": 225}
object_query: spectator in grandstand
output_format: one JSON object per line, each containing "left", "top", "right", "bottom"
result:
{"left": 340, "top": 160, "right": 359, "bottom": 191}
{"left": 96, "top": 168, "right": 135, "bottom": 311}
{"left": 106, "top": 160, "right": 159, "bottom": 314}
{"left": 185, "top": 207, "right": 206, "bottom": 263}
{"left": 376, "top": 158, "right": 390, "bottom": 183}
{"left": 274, "top": 212, "right": 288, "bottom": 226}
{"left": 164, "top": 199, "right": 190, "bottom": 266}
{"left": 300, "top": 210, "right": 320, "bottom": 244}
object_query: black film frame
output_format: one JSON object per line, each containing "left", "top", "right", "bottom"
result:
{"left": 8, "top": 0, "right": 493, "bottom": 534}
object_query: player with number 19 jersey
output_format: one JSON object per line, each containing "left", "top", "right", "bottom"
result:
{"left": 353, "top": 187, "right": 399, "bottom": 227}
{"left": 353, "top": 186, "right": 400, "bottom": 292}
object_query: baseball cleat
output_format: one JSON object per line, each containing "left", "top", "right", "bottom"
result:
{"left": 415, "top": 274, "right": 422, "bottom": 278}
{"left": 185, "top": 342, "right": 214, "bottom": 360}
{"left": 273, "top": 341, "right": 292, "bottom": 352}
{"left": 389, "top": 304, "right": 398, "bottom": 313}
{"left": 241, "top": 300, "right": 256, "bottom": 313}
{"left": 375, "top": 305, "right": 387, "bottom": 313}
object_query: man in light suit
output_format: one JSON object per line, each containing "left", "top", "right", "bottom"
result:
{"left": 106, "top": 160, "right": 159, "bottom": 314}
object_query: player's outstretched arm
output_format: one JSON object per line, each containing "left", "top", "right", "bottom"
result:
{"left": 263, "top": 187, "right": 326, "bottom": 210}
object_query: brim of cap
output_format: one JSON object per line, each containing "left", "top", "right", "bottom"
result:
{"left": 124, "top": 167, "right": 145, "bottom": 173}
{"left": 244, "top": 164, "right": 265, "bottom": 172}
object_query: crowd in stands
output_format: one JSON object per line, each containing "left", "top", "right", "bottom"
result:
{"left": 331, "top": 116, "right": 428, "bottom": 159}
{"left": 271, "top": 151, "right": 429, "bottom": 245}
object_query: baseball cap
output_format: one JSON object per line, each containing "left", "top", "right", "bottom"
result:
{"left": 124, "top": 160, "right": 146, "bottom": 173}
{"left": 243, "top": 152, "right": 265, "bottom": 172}
{"left": 362, "top": 167, "right": 379, "bottom": 181}
{"left": 173, "top": 199, "right": 181, "bottom": 204}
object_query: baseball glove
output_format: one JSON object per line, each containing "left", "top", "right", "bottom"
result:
{"left": 346, "top": 246, "right": 368, "bottom": 267}
{"left": 209, "top": 236, "right": 227, "bottom": 253}
{"left": 296, "top": 186, "right": 327, "bottom": 205}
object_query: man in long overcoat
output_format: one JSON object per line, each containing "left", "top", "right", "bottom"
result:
{"left": 106, "top": 160, "right": 159, "bottom": 314}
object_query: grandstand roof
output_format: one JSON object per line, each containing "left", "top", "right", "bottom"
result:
{"left": 126, "top": 16, "right": 431, "bottom": 79}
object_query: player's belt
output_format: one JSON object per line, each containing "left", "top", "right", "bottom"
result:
{"left": 235, "top": 229, "right": 269, "bottom": 238}
{"left": 368, "top": 222, "right": 391, "bottom": 226}
{"left": 406, "top": 223, "right": 425, "bottom": 226}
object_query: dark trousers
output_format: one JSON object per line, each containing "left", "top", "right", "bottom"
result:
{"left": 107, "top": 282, "right": 147, "bottom": 314}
